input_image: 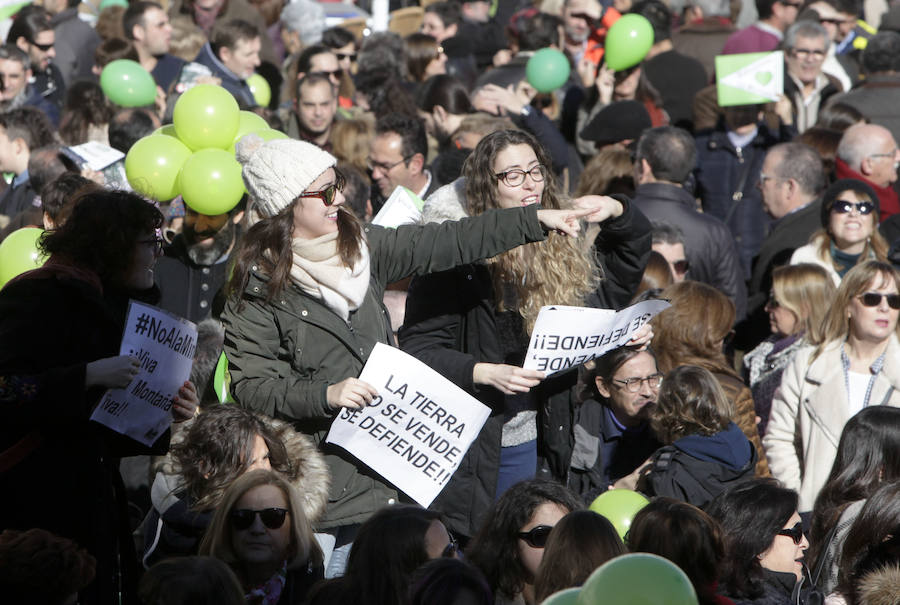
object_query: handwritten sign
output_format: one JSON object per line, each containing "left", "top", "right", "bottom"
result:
{"left": 326, "top": 343, "right": 490, "bottom": 507}
{"left": 90, "top": 301, "right": 197, "bottom": 446}
{"left": 523, "top": 300, "right": 670, "bottom": 375}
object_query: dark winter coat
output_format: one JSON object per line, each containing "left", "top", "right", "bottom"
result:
{"left": 222, "top": 205, "right": 547, "bottom": 528}
{"left": 727, "top": 569, "right": 799, "bottom": 605}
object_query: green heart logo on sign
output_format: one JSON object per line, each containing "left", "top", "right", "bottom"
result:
{"left": 755, "top": 71, "right": 773, "bottom": 86}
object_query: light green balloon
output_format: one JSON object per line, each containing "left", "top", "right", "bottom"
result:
{"left": 179, "top": 149, "right": 244, "bottom": 215}
{"left": 604, "top": 14, "right": 654, "bottom": 71}
{"left": 541, "top": 588, "right": 581, "bottom": 605}
{"left": 526, "top": 48, "right": 571, "bottom": 93}
{"left": 100, "top": 60, "right": 157, "bottom": 107}
{"left": 125, "top": 135, "right": 192, "bottom": 201}
{"left": 99, "top": 0, "right": 129, "bottom": 9}
{"left": 246, "top": 73, "right": 271, "bottom": 107}
{"left": 0, "top": 227, "right": 45, "bottom": 288}
{"left": 213, "top": 351, "right": 235, "bottom": 403}
{"left": 576, "top": 554, "right": 698, "bottom": 605}
{"left": 155, "top": 124, "right": 179, "bottom": 139}
{"left": 255, "top": 128, "right": 289, "bottom": 142}
{"left": 173, "top": 84, "right": 240, "bottom": 151}
{"left": 588, "top": 489, "right": 649, "bottom": 540}
{"left": 228, "top": 111, "right": 271, "bottom": 154}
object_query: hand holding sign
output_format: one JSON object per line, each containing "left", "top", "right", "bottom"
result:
{"left": 327, "top": 377, "right": 379, "bottom": 410}
{"left": 473, "top": 363, "right": 545, "bottom": 395}
{"left": 85, "top": 355, "right": 141, "bottom": 389}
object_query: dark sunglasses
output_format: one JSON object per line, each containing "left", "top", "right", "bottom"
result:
{"left": 230, "top": 507, "right": 288, "bottom": 530}
{"left": 312, "top": 69, "right": 343, "bottom": 80}
{"left": 336, "top": 53, "right": 357, "bottom": 62}
{"left": 518, "top": 525, "right": 553, "bottom": 548}
{"left": 858, "top": 292, "right": 900, "bottom": 309}
{"left": 777, "top": 522, "right": 804, "bottom": 545}
{"left": 831, "top": 199, "right": 875, "bottom": 215}
{"left": 297, "top": 172, "right": 345, "bottom": 206}
{"left": 30, "top": 40, "right": 53, "bottom": 51}
{"left": 672, "top": 259, "right": 689, "bottom": 274}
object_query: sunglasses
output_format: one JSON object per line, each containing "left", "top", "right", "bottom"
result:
{"left": 831, "top": 199, "right": 875, "bottom": 215}
{"left": 777, "top": 522, "right": 804, "bottom": 545}
{"left": 335, "top": 53, "right": 357, "bottom": 62}
{"left": 672, "top": 259, "right": 689, "bottom": 274}
{"left": 230, "top": 507, "right": 288, "bottom": 530}
{"left": 30, "top": 40, "right": 53, "bottom": 51}
{"left": 518, "top": 525, "right": 553, "bottom": 548}
{"left": 312, "top": 69, "right": 343, "bottom": 80}
{"left": 297, "top": 172, "right": 345, "bottom": 206}
{"left": 857, "top": 292, "right": 900, "bottom": 309}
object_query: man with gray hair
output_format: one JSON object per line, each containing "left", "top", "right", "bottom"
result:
{"left": 835, "top": 122, "right": 900, "bottom": 219}
{"left": 783, "top": 20, "right": 842, "bottom": 131}
{"left": 672, "top": 0, "right": 736, "bottom": 80}
{"left": 632, "top": 126, "right": 747, "bottom": 319}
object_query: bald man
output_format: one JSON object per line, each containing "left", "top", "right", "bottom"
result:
{"left": 835, "top": 123, "right": 900, "bottom": 220}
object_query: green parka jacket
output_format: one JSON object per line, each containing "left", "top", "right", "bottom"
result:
{"left": 222, "top": 205, "right": 546, "bottom": 527}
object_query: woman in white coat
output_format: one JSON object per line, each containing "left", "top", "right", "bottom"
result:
{"left": 764, "top": 260, "right": 900, "bottom": 513}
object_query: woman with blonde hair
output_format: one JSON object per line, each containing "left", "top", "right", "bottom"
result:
{"left": 743, "top": 263, "right": 837, "bottom": 435}
{"left": 765, "top": 260, "right": 900, "bottom": 513}
{"left": 791, "top": 179, "right": 889, "bottom": 285}
{"left": 651, "top": 280, "right": 768, "bottom": 476}
{"left": 200, "top": 469, "right": 323, "bottom": 603}
{"left": 400, "top": 129, "right": 652, "bottom": 539}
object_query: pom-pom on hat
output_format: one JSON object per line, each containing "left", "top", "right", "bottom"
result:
{"left": 235, "top": 134, "right": 336, "bottom": 218}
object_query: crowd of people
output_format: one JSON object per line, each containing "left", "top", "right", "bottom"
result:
{"left": 2, "top": 0, "right": 900, "bottom": 603}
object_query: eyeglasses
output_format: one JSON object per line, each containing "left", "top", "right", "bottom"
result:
{"left": 611, "top": 373, "right": 664, "bottom": 393}
{"left": 518, "top": 525, "right": 554, "bottom": 548}
{"left": 230, "top": 507, "right": 289, "bottom": 530}
{"left": 672, "top": 259, "right": 689, "bottom": 275}
{"left": 790, "top": 47, "right": 826, "bottom": 60}
{"left": 29, "top": 40, "right": 53, "bottom": 51}
{"left": 777, "top": 522, "right": 804, "bottom": 545}
{"left": 368, "top": 156, "right": 411, "bottom": 174}
{"left": 494, "top": 165, "right": 545, "bottom": 187}
{"left": 442, "top": 533, "right": 459, "bottom": 558}
{"left": 831, "top": 199, "right": 875, "bottom": 215}
{"left": 139, "top": 237, "right": 165, "bottom": 255}
{"left": 312, "top": 69, "right": 343, "bottom": 80}
{"left": 297, "top": 172, "right": 345, "bottom": 206}
{"left": 857, "top": 292, "right": 900, "bottom": 309}
{"left": 335, "top": 53, "right": 357, "bottom": 62}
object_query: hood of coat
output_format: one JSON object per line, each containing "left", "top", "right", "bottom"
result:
{"left": 858, "top": 565, "right": 900, "bottom": 605}
{"left": 422, "top": 177, "right": 470, "bottom": 225}
{"left": 152, "top": 414, "right": 330, "bottom": 523}
{"left": 673, "top": 422, "right": 753, "bottom": 471}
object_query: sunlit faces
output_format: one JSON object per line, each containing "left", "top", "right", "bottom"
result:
{"left": 308, "top": 52, "right": 341, "bottom": 90}
{"left": 563, "top": 0, "right": 596, "bottom": 43}
{"left": 758, "top": 511, "right": 808, "bottom": 580}
{"left": 245, "top": 434, "right": 272, "bottom": 472}
{"left": 518, "top": 502, "right": 568, "bottom": 579}
{"left": 231, "top": 484, "right": 293, "bottom": 568}
{"left": 596, "top": 351, "right": 660, "bottom": 427}
{"left": 848, "top": 273, "right": 900, "bottom": 344}
{"left": 297, "top": 79, "right": 337, "bottom": 136}
{"left": 492, "top": 144, "right": 545, "bottom": 209}
{"left": 865, "top": 132, "right": 900, "bottom": 188}
{"left": 828, "top": 190, "right": 875, "bottom": 254}
{"left": 421, "top": 12, "right": 458, "bottom": 43}
{"left": 23, "top": 29, "right": 54, "bottom": 72}
{"left": 182, "top": 207, "right": 230, "bottom": 247}
{"left": 652, "top": 241, "right": 688, "bottom": 282}
{"left": 369, "top": 132, "right": 413, "bottom": 198}
{"left": 785, "top": 35, "right": 827, "bottom": 85}
{"left": 137, "top": 7, "right": 173, "bottom": 56}
{"left": 0, "top": 58, "right": 27, "bottom": 101}
{"left": 292, "top": 167, "right": 345, "bottom": 240}
{"left": 124, "top": 230, "right": 163, "bottom": 290}
{"left": 765, "top": 293, "right": 799, "bottom": 337}
{"left": 220, "top": 36, "right": 261, "bottom": 80}
{"left": 424, "top": 49, "right": 448, "bottom": 78}
{"left": 759, "top": 151, "right": 789, "bottom": 219}
{"left": 613, "top": 65, "right": 641, "bottom": 100}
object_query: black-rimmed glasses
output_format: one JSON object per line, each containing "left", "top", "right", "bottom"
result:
{"left": 494, "top": 165, "right": 545, "bottom": 187}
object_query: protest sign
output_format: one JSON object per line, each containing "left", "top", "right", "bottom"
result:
{"left": 90, "top": 301, "right": 197, "bottom": 446}
{"left": 715, "top": 51, "right": 783, "bottom": 106}
{"left": 523, "top": 299, "right": 670, "bottom": 375}
{"left": 371, "top": 186, "right": 424, "bottom": 228}
{"left": 326, "top": 343, "right": 490, "bottom": 507}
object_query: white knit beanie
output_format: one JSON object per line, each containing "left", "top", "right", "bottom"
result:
{"left": 235, "top": 134, "right": 336, "bottom": 218}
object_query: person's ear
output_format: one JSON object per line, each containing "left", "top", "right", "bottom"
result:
{"left": 409, "top": 152, "right": 425, "bottom": 174}
{"left": 446, "top": 23, "right": 458, "bottom": 38}
{"left": 218, "top": 46, "right": 233, "bottom": 66}
{"left": 860, "top": 156, "right": 874, "bottom": 177}
{"left": 595, "top": 376, "right": 612, "bottom": 399}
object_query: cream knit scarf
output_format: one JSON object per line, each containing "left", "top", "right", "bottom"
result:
{"left": 289, "top": 231, "right": 370, "bottom": 321}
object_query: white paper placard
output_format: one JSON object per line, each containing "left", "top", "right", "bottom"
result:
{"left": 523, "top": 300, "right": 671, "bottom": 375}
{"left": 326, "top": 343, "right": 490, "bottom": 507}
{"left": 90, "top": 301, "right": 197, "bottom": 446}
{"left": 371, "top": 186, "right": 424, "bottom": 228}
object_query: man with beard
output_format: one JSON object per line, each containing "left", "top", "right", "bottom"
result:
{"left": 6, "top": 6, "right": 64, "bottom": 116}
{"left": 154, "top": 201, "right": 244, "bottom": 323}
{"left": 286, "top": 73, "right": 336, "bottom": 150}
{"left": 124, "top": 1, "right": 186, "bottom": 92}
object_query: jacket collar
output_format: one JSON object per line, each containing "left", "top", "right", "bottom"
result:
{"left": 635, "top": 182, "right": 695, "bottom": 206}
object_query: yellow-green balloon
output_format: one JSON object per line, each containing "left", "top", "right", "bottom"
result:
{"left": 173, "top": 84, "right": 240, "bottom": 151}
{"left": 526, "top": 48, "right": 571, "bottom": 93}
{"left": 576, "top": 554, "right": 697, "bottom": 605}
{"left": 155, "top": 124, "right": 179, "bottom": 139}
{"left": 588, "top": 489, "right": 649, "bottom": 540}
{"left": 246, "top": 73, "right": 271, "bottom": 107}
{"left": 228, "top": 111, "right": 271, "bottom": 154}
{"left": 100, "top": 59, "right": 157, "bottom": 107}
{"left": 255, "top": 129, "right": 289, "bottom": 142}
{"left": 604, "top": 14, "right": 654, "bottom": 71}
{"left": 0, "top": 227, "right": 46, "bottom": 288}
{"left": 125, "top": 135, "right": 192, "bottom": 201}
{"left": 179, "top": 149, "right": 244, "bottom": 215}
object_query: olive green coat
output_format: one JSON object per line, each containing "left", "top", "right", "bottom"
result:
{"left": 222, "top": 206, "right": 545, "bottom": 527}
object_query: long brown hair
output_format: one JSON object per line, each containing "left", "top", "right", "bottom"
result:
{"left": 463, "top": 129, "right": 596, "bottom": 333}
{"left": 227, "top": 171, "right": 364, "bottom": 302}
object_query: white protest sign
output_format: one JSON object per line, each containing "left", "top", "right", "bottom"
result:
{"left": 523, "top": 299, "right": 671, "bottom": 375}
{"left": 90, "top": 301, "right": 197, "bottom": 446}
{"left": 371, "top": 186, "right": 424, "bottom": 228}
{"left": 326, "top": 343, "right": 490, "bottom": 507}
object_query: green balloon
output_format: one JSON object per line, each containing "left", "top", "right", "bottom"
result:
{"left": 604, "top": 14, "right": 654, "bottom": 71}
{"left": 255, "top": 128, "right": 289, "bottom": 142}
{"left": 125, "top": 135, "right": 192, "bottom": 201}
{"left": 541, "top": 588, "right": 581, "bottom": 605}
{"left": 99, "top": 0, "right": 130, "bottom": 8}
{"left": 526, "top": 48, "right": 571, "bottom": 94}
{"left": 576, "top": 554, "right": 697, "bottom": 605}
{"left": 0, "top": 227, "right": 46, "bottom": 288}
{"left": 155, "top": 124, "right": 180, "bottom": 139}
{"left": 228, "top": 111, "right": 271, "bottom": 154}
{"left": 213, "top": 351, "right": 235, "bottom": 403}
{"left": 588, "top": 489, "right": 649, "bottom": 540}
{"left": 246, "top": 73, "right": 271, "bottom": 107}
{"left": 100, "top": 59, "right": 157, "bottom": 107}
{"left": 179, "top": 148, "right": 244, "bottom": 215}
{"left": 173, "top": 84, "right": 240, "bottom": 151}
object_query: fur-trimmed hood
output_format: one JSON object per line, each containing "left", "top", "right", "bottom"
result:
{"left": 422, "top": 177, "right": 469, "bottom": 225}
{"left": 152, "top": 413, "right": 330, "bottom": 524}
{"left": 858, "top": 565, "right": 900, "bottom": 605}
